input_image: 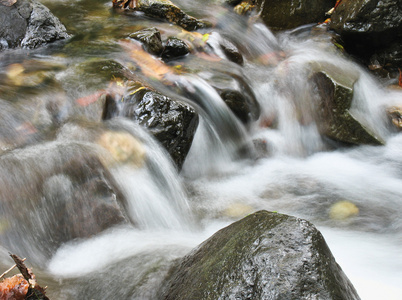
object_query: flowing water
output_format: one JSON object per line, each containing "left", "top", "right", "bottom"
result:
{"left": 1, "top": 0, "right": 402, "bottom": 299}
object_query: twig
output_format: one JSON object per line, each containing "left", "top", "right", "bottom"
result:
{"left": 0, "top": 257, "right": 26, "bottom": 279}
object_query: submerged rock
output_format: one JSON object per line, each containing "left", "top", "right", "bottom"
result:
{"left": 330, "top": 0, "right": 402, "bottom": 75}
{"left": 0, "top": 0, "right": 69, "bottom": 50}
{"left": 255, "top": 0, "right": 335, "bottom": 31}
{"left": 0, "top": 142, "right": 129, "bottom": 262}
{"left": 160, "top": 210, "right": 360, "bottom": 300}
{"left": 311, "top": 63, "right": 384, "bottom": 145}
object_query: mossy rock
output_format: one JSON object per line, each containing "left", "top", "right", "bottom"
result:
{"left": 255, "top": 0, "right": 335, "bottom": 31}
{"left": 310, "top": 63, "right": 384, "bottom": 145}
{"left": 160, "top": 210, "right": 360, "bottom": 300}
{"left": 135, "top": 0, "right": 210, "bottom": 31}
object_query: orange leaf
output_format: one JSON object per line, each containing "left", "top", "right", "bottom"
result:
{"left": 334, "top": 0, "right": 342, "bottom": 9}
{"left": 119, "top": 40, "right": 173, "bottom": 81}
{"left": 76, "top": 90, "right": 106, "bottom": 106}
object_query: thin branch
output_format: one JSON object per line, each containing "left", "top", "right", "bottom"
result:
{"left": 0, "top": 257, "right": 26, "bottom": 279}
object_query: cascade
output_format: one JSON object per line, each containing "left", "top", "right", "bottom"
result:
{"left": 0, "top": 0, "right": 401, "bottom": 298}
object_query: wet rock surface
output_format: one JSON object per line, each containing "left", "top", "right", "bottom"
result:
{"left": 330, "top": 0, "right": 402, "bottom": 76}
{"left": 311, "top": 63, "right": 384, "bottom": 145}
{"left": 129, "top": 27, "right": 164, "bottom": 56}
{"left": 255, "top": 0, "right": 335, "bottom": 31}
{"left": 0, "top": 0, "right": 69, "bottom": 50}
{"left": 162, "top": 37, "right": 190, "bottom": 60}
{"left": 0, "top": 142, "right": 129, "bottom": 263}
{"left": 104, "top": 84, "right": 199, "bottom": 170}
{"left": 160, "top": 210, "right": 361, "bottom": 300}
{"left": 114, "top": 0, "right": 210, "bottom": 31}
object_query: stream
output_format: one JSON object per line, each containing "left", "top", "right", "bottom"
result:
{"left": 1, "top": 0, "right": 402, "bottom": 299}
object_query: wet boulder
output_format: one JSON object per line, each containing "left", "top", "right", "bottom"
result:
{"left": 219, "top": 89, "right": 252, "bottom": 124}
{"left": 310, "top": 63, "right": 384, "bottom": 145}
{"left": 219, "top": 37, "right": 244, "bottom": 65}
{"left": 330, "top": 0, "right": 402, "bottom": 75}
{"left": 129, "top": 27, "right": 164, "bottom": 56}
{"left": 204, "top": 71, "right": 260, "bottom": 124}
{"left": 0, "top": 0, "right": 69, "bottom": 50}
{"left": 113, "top": 0, "right": 210, "bottom": 31}
{"left": 104, "top": 84, "right": 199, "bottom": 170}
{"left": 162, "top": 37, "right": 189, "bottom": 60}
{"left": 0, "top": 142, "right": 129, "bottom": 263}
{"left": 255, "top": 0, "right": 335, "bottom": 31}
{"left": 160, "top": 210, "right": 361, "bottom": 300}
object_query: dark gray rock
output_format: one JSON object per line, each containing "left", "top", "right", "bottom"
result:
{"left": 0, "top": 0, "right": 69, "bottom": 50}
{"left": 162, "top": 37, "right": 190, "bottom": 60}
{"left": 310, "top": 63, "right": 384, "bottom": 145}
{"left": 104, "top": 84, "right": 199, "bottom": 170}
{"left": 330, "top": 0, "right": 402, "bottom": 75}
{"left": 220, "top": 37, "right": 243, "bottom": 65}
{"left": 129, "top": 27, "right": 164, "bottom": 56}
{"left": 255, "top": 0, "right": 335, "bottom": 31}
{"left": 207, "top": 71, "right": 260, "bottom": 124}
{"left": 160, "top": 210, "right": 361, "bottom": 300}
{"left": 219, "top": 89, "right": 252, "bottom": 124}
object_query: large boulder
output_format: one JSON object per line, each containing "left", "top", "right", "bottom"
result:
{"left": 160, "top": 210, "right": 360, "bottom": 300}
{"left": 0, "top": 141, "right": 129, "bottom": 263}
{"left": 0, "top": 0, "right": 69, "bottom": 50}
{"left": 330, "top": 0, "right": 402, "bottom": 75}
{"left": 310, "top": 63, "right": 384, "bottom": 145}
{"left": 255, "top": 0, "right": 335, "bottom": 31}
{"left": 103, "top": 83, "right": 199, "bottom": 170}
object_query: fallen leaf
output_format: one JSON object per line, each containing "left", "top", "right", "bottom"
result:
{"left": 76, "top": 90, "right": 106, "bottom": 106}
{"left": 119, "top": 40, "right": 173, "bottom": 81}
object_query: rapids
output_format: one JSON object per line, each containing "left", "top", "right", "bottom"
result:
{"left": 0, "top": 0, "right": 402, "bottom": 299}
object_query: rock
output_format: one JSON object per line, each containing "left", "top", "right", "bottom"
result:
{"left": 129, "top": 27, "right": 164, "bottom": 56}
{"left": 160, "top": 210, "right": 361, "bottom": 300}
{"left": 114, "top": 0, "right": 210, "bottom": 31}
{"left": 386, "top": 105, "right": 402, "bottom": 130}
{"left": 255, "top": 0, "right": 335, "bottom": 31}
{"left": 206, "top": 72, "right": 260, "bottom": 124}
{"left": 329, "top": 200, "right": 359, "bottom": 220}
{"left": 234, "top": 0, "right": 255, "bottom": 16}
{"left": 97, "top": 130, "right": 146, "bottom": 167}
{"left": 310, "top": 63, "right": 384, "bottom": 145}
{"left": 0, "top": 0, "right": 69, "bottom": 50}
{"left": 104, "top": 84, "right": 199, "bottom": 170}
{"left": 219, "top": 89, "right": 252, "bottom": 124}
{"left": 330, "top": 0, "right": 402, "bottom": 75}
{"left": 219, "top": 37, "right": 244, "bottom": 65}
{"left": 0, "top": 142, "right": 129, "bottom": 262}
{"left": 162, "top": 37, "right": 190, "bottom": 60}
